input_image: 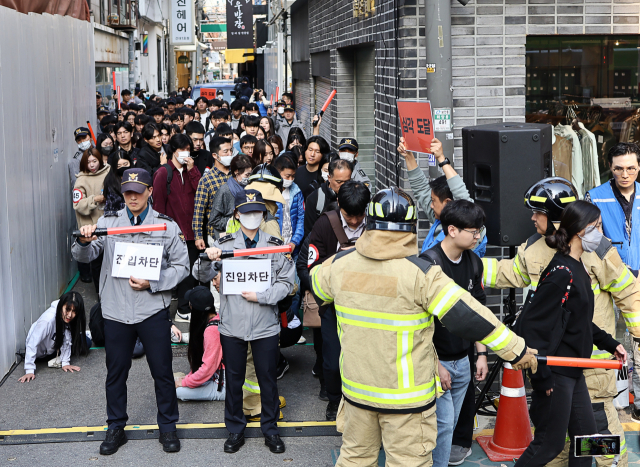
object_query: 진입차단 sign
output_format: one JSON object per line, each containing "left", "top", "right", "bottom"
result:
{"left": 222, "top": 259, "right": 271, "bottom": 295}
{"left": 397, "top": 100, "right": 434, "bottom": 154}
{"left": 111, "top": 242, "right": 164, "bottom": 281}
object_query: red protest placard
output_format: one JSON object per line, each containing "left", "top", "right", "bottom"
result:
{"left": 200, "top": 88, "right": 218, "bottom": 99}
{"left": 397, "top": 100, "right": 434, "bottom": 153}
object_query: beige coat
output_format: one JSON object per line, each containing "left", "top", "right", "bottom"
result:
{"left": 72, "top": 164, "right": 110, "bottom": 228}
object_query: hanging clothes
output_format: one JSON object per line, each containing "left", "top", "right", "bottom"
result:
{"left": 586, "top": 122, "right": 616, "bottom": 184}
{"left": 552, "top": 132, "right": 573, "bottom": 183}
{"left": 554, "top": 124, "right": 584, "bottom": 199}
{"left": 577, "top": 122, "right": 600, "bottom": 193}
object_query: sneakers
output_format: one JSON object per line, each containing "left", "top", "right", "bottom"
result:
{"left": 632, "top": 406, "right": 640, "bottom": 423}
{"left": 297, "top": 336, "right": 307, "bottom": 344}
{"left": 326, "top": 401, "right": 339, "bottom": 421}
{"left": 276, "top": 356, "right": 289, "bottom": 380}
{"left": 159, "top": 431, "right": 180, "bottom": 453}
{"left": 224, "top": 433, "right": 245, "bottom": 453}
{"left": 48, "top": 356, "right": 62, "bottom": 369}
{"left": 100, "top": 428, "right": 127, "bottom": 455}
{"left": 181, "top": 332, "right": 190, "bottom": 344}
{"left": 175, "top": 311, "right": 191, "bottom": 323}
{"left": 448, "top": 446, "right": 472, "bottom": 465}
{"left": 170, "top": 329, "right": 181, "bottom": 343}
{"left": 264, "top": 434, "right": 286, "bottom": 453}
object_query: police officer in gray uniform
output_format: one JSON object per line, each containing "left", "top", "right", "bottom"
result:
{"left": 192, "top": 189, "right": 295, "bottom": 455}
{"left": 70, "top": 127, "right": 92, "bottom": 188}
{"left": 72, "top": 168, "right": 189, "bottom": 456}
{"left": 337, "top": 138, "right": 371, "bottom": 190}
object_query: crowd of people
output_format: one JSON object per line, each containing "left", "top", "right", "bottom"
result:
{"left": 15, "top": 83, "right": 640, "bottom": 466}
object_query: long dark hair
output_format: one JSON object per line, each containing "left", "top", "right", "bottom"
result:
{"left": 55, "top": 291, "right": 89, "bottom": 357}
{"left": 187, "top": 305, "right": 217, "bottom": 374}
{"left": 545, "top": 200, "right": 601, "bottom": 255}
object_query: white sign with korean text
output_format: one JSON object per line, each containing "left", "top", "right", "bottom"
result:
{"left": 112, "top": 242, "right": 164, "bottom": 281}
{"left": 171, "top": 0, "right": 194, "bottom": 45}
{"left": 222, "top": 259, "right": 271, "bottom": 295}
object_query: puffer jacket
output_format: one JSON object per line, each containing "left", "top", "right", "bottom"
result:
{"left": 73, "top": 164, "right": 110, "bottom": 228}
{"left": 276, "top": 182, "right": 305, "bottom": 252}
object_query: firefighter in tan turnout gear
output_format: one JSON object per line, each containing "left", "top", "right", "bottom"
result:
{"left": 310, "top": 187, "right": 538, "bottom": 467}
{"left": 482, "top": 177, "right": 640, "bottom": 467}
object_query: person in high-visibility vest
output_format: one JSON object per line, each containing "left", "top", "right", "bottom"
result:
{"left": 483, "top": 177, "right": 639, "bottom": 467}
{"left": 310, "top": 187, "right": 538, "bottom": 467}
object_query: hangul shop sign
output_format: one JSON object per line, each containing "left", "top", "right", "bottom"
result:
{"left": 226, "top": 0, "right": 253, "bottom": 49}
{"left": 171, "top": 0, "right": 194, "bottom": 45}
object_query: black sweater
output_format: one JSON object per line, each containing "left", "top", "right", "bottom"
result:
{"left": 518, "top": 252, "right": 619, "bottom": 391}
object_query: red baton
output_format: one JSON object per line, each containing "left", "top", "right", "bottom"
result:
{"left": 86, "top": 121, "right": 97, "bottom": 145}
{"left": 313, "top": 90, "right": 337, "bottom": 127}
{"left": 199, "top": 244, "right": 292, "bottom": 260}
{"left": 276, "top": 86, "right": 280, "bottom": 101}
{"left": 270, "top": 94, "right": 274, "bottom": 106}
{"left": 73, "top": 223, "right": 167, "bottom": 237}
{"left": 537, "top": 356, "right": 622, "bottom": 370}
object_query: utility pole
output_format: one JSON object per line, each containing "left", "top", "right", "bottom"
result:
{"left": 424, "top": 0, "right": 456, "bottom": 178}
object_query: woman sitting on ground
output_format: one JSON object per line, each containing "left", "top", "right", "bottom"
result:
{"left": 18, "top": 291, "right": 90, "bottom": 383}
{"left": 175, "top": 286, "right": 225, "bottom": 401}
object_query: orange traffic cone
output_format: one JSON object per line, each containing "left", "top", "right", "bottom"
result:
{"left": 476, "top": 362, "right": 533, "bottom": 461}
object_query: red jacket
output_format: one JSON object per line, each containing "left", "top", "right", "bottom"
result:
{"left": 152, "top": 160, "right": 201, "bottom": 240}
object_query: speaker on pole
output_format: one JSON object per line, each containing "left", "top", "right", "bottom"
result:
{"left": 462, "top": 123, "right": 552, "bottom": 247}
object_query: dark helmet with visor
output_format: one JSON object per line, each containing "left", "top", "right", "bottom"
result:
{"left": 366, "top": 187, "right": 418, "bottom": 233}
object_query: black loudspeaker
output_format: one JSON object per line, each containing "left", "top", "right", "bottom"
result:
{"left": 462, "top": 123, "right": 552, "bottom": 247}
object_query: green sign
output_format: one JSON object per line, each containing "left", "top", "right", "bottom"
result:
{"left": 178, "top": 56, "right": 190, "bottom": 64}
{"left": 201, "top": 23, "right": 226, "bottom": 33}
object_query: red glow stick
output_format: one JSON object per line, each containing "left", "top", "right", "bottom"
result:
{"left": 270, "top": 94, "right": 273, "bottom": 106}
{"left": 321, "top": 90, "right": 337, "bottom": 113}
{"left": 112, "top": 71, "right": 116, "bottom": 92}
{"left": 276, "top": 86, "right": 280, "bottom": 101}
{"left": 537, "top": 356, "right": 622, "bottom": 370}
{"left": 73, "top": 224, "right": 167, "bottom": 237}
{"left": 117, "top": 86, "right": 121, "bottom": 110}
{"left": 86, "top": 121, "right": 97, "bottom": 145}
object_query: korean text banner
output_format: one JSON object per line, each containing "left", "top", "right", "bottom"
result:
{"left": 397, "top": 100, "right": 434, "bottom": 154}
{"left": 171, "top": 0, "right": 194, "bottom": 45}
{"left": 226, "top": 0, "right": 253, "bottom": 49}
{"left": 222, "top": 259, "right": 271, "bottom": 295}
{"left": 111, "top": 242, "right": 164, "bottom": 281}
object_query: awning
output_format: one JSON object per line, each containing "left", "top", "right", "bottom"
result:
{"left": 174, "top": 42, "right": 209, "bottom": 52}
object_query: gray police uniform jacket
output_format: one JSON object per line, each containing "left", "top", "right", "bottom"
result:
{"left": 351, "top": 160, "right": 371, "bottom": 189}
{"left": 68, "top": 151, "right": 82, "bottom": 189}
{"left": 71, "top": 207, "right": 190, "bottom": 324}
{"left": 192, "top": 230, "right": 295, "bottom": 341}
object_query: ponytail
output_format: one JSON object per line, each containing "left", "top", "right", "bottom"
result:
{"left": 545, "top": 227, "right": 571, "bottom": 255}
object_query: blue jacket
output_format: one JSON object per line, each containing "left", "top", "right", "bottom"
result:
{"left": 277, "top": 182, "right": 305, "bottom": 253}
{"left": 588, "top": 181, "right": 640, "bottom": 270}
{"left": 420, "top": 219, "right": 488, "bottom": 258}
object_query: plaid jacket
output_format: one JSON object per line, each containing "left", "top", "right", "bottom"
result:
{"left": 192, "top": 166, "right": 229, "bottom": 240}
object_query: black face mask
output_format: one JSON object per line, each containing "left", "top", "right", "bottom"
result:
{"left": 100, "top": 146, "right": 114, "bottom": 156}
{"left": 116, "top": 166, "right": 129, "bottom": 177}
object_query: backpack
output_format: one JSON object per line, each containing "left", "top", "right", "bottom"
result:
{"left": 89, "top": 303, "right": 105, "bottom": 347}
{"left": 161, "top": 163, "right": 173, "bottom": 196}
{"left": 325, "top": 210, "right": 357, "bottom": 250}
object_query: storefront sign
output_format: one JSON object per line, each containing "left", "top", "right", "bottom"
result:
{"left": 397, "top": 100, "right": 434, "bottom": 154}
{"left": 171, "top": 0, "right": 194, "bottom": 45}
{"left": 226, "top": 0, "right": 253, "bottom": 49}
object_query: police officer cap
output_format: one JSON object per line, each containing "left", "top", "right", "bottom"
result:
{"left": 97, "top": 106, "right": 109, "bottom": 115}
{"left": 96, "top": 91, "right": 102, "bottom": 97}
{"left": 74, "top": 127, "right": 90, "bottom": 139}
{"left": 366, "top": 187, "right": 418, "bottom": 233}
{"left": 235, "top": 189, "right": 267, "bottom": 213}
{"left": 121, "top": 168, "right": 153, "bottom": 194}
{"left": 283, "top": 103, "right": 295, "bottom": 112}
{"left": 167, "top": 99, "right": 177, "bottom": 105}
{"left": 185, "top": 286, "right": 216, "bottom": 313}
{"left": 339, "top": 138, "right": 359, "bottom": 152}
{"left": 524, "top": 177, "right": 578, "bottom": 223}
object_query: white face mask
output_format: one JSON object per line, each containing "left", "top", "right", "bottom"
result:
{"left": 176, "top": 151, "right": 189, "bottom": 165}
{"left": 283, "top": 179, "right": 293, "bottom": 189}
{"left": 321, "top": 171, "right": 329, "bottom": 181}
{"left": 277, "top": 107, "right": 285, "bottom": 115}
{"left": 238, "top": 176, "right": 249, "bottom": 186}
{"left": 578, "top": 225, "right": 603, "bottom": 253}
{"left": 339, "top": 151, "right": 355, "bottom": 163}
{"left": 219, "top": 155, "right": 234, "bottom": 167}
{"left": 239, "top": 212, "right": 263, "bottom": 230}
{"left": 78, "top": 140, "right": 91, "bottom": 151}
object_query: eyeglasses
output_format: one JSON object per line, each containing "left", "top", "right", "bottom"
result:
{"left": 612, "top": 166, "right": 638, "bottom": 175}
{"left": 462, "top": 226, "right": 486, "bottom": 238}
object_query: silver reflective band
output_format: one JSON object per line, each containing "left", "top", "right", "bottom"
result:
{"left": 501, "top": 386, "right": 526, "bottom": 398}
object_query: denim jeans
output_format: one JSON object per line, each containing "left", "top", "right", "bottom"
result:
{"left": 433, "top": 356, "right": 471, "bottom": 467}
{"left": 176, "top": 377, "right": 226, "bottom": 401}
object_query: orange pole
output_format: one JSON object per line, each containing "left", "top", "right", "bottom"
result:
{"left": 86, "top": 121, "right": 97, "bottom": 145}
{"left": 538, "top": 356, "right": 622, "bottom": 370}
